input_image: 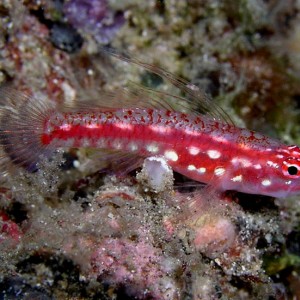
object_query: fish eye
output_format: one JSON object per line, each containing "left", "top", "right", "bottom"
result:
{"left": 282, "top": 158, "right": 300, "bottom": 178}
{"left": 288, "top": 166, "right": 298, "bottom": 176}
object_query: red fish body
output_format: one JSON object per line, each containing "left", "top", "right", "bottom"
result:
{"left": 39, "top": 107, "right": 300, "bottom": 198}
{"left": 0, "top": 50, "right": 299, "bottom": 198}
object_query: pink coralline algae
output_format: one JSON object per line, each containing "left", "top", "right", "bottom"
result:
{"left": 63, "top": 0, "right": 125, "bottom": 44}
{"left": 56, "top": 185, "right": 182, "bottom": 299}
{"left": 0, "top": 211, "right": 21, "bottom": 243}
{"left": 166, "top": 191, "right": 238, "bottom": 257}
{"left": 90, "top": 238, "right": 179, "bottom": 299}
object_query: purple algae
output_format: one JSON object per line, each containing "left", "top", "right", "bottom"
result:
{"left": 63, "top": 0, "right": 125, "bottom": 44}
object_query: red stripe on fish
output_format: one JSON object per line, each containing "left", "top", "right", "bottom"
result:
{"left": 35, "top": 107, "right": 300, "bottom": 198}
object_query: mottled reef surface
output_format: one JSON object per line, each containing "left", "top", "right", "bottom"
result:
{"left": 0, "top": 1, "right": 300, "bottom": 299}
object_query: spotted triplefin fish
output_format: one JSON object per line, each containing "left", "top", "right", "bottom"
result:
{"left": 0, "top": 50, "right": 299, "bottom": 198}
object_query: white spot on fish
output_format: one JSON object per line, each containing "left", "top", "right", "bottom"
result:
{"left": 231, "top": 175, "right": 243, "bottom": 182}
{"left": 149, "top": 125, "right": 172, "bottom": 134}
{"left": 285, "top": 180, "right": 292, "bottom": 185}
{"left": 115, "top": 123, "right": 133, "bottom": 130}
{"left": 81, "top": 138, "right": 91, "bottom": 147}
{"left": 146, "top": 144, "right": 159, "bottom": 153}
{"left": 261, "top": 179, "right": 272, "bottom": 187}
{"left": 188, "top": 146, "right": 200, "bottom": 156}
{"left": 128, "top": 142, "right": 138, "bottom": 151}
{"left": 267, "top": 160, "right": 279, "bottom": 168}
{"left": 164, "top": 150, "right": 179, "bottom": 162}
{"left": 211, "top": 135, "right": 229, "bottom": 143}
{"left": 184, "top": 129, "right": 201, "bottom": 136}
{"left": 276, "top": 154, "right": 284, "bottom": 159}
{"left": 112, "top": 139, "right": 123, "bottom": 150}
{"left": 96, "top": 138, "right": 106, "bottom": 148}
{"left": 198, "top": 167, "right": 206, "bottom": 174}
{"left": 207, "top": 150, "right": 221, "bottom": 159}
{"left": 188, "top": 165, "right": 196, "bottom": 171}
{"left": 60, "top": 124, "right": 72, "bottom": 131}
{"left": 86, "top": 123, "right": 101, "bottom": 129}
{"left": 231, "top": 157, "right": 252, "bottom": 168}
{"left": 214, "top": 167, "right": 225, "bottom": 176}
{"left": 254, "top": 164, "right": 262, "bottom": 170}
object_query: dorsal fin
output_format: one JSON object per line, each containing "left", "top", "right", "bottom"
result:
{"left": 99, "top": 46, "right": 234, "bottom": 125}
{"left": 61, "top": 86, "right": 174, "bottom": 112}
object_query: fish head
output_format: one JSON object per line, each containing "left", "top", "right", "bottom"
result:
{"left": 277, "top": 145, "right": 300, "bottom": 197}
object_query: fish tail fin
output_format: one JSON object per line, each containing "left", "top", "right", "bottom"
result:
{"left": 0, "top": 85, "right": 55, "bottom": 176}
